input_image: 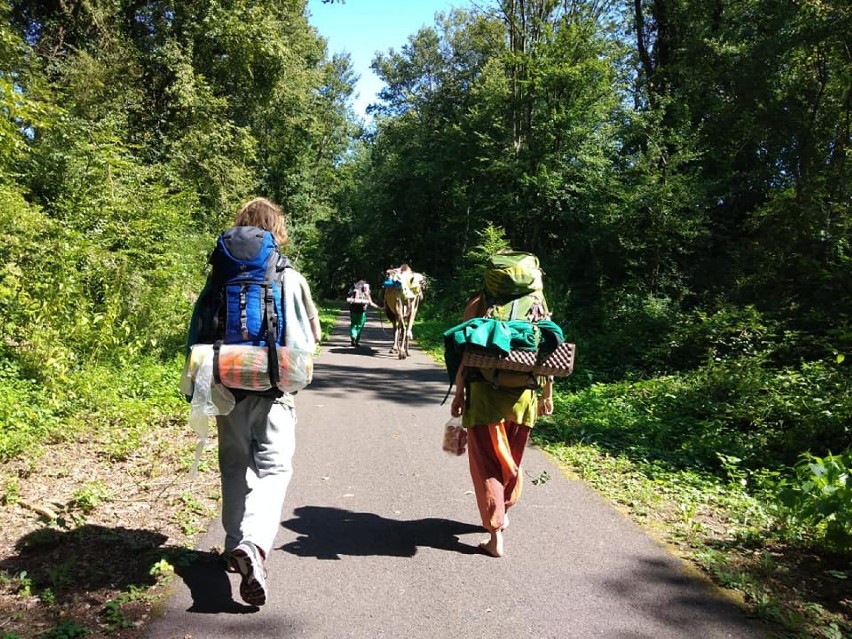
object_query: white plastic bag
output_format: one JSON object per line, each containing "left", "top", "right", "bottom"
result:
{"left": 184, "top": 346, "right": 235, "bottom": 477}
{"left": 442, "top": 416, "right": 467, "bottom": 456}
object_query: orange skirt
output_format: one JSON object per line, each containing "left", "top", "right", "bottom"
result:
{"left": 466, "top": 421, "right": 531, "bottom": 532}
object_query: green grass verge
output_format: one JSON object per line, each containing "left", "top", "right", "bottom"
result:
{"left": 0, "top": 354, "right": 187, "bottom": 464}
{"left": 1, "top": 301, "right": 342, "bottom": 465}
{"left": 315, "top": 300, "right": 343, "bottom": 343}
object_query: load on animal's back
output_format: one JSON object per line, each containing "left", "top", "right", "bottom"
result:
{"left": 382, "top": 264, "right": 426, "bottom": 359}
{"left": 383, "top": 265, "right": 424, "bottom": 300}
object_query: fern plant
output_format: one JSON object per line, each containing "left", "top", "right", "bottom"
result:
{"left": 778, "top": 451, "right": 851, "bottom": 551}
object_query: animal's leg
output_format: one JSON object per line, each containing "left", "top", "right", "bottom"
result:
{"left": 399, "top": 301, "right": 411, "bottom": 358}
{"left": 393, "top": 300, "right": 404, "bottom": 359}
{"left": 407, "top": 296, "right": 421, "bottom": 341}
{"left": 391, "top": 297, "right": 404, "bottom": 354}
{"left": 386, "top": 291, "right": 399, "bottom": 353}
{"left": 389, "top": 317, "right": 399, "bottom": 353}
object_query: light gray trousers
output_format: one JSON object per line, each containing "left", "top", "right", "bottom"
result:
{"left": 216, "top": 395, "right": 296, "bottom": 556}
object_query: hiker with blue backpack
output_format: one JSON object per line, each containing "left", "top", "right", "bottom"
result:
{"left": 185, "top": 197, "right": 321, "bottom": 606}
{"left": 445, "top": 251, "right": 573, "bottom": 558}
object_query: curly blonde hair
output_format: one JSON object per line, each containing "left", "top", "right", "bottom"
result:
{"left": 234, "top": 197, "right": 288, "bottom": 246}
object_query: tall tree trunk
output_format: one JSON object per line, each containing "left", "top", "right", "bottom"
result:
{"left": 633, "top": 0, "right": 655, "bottom": 109}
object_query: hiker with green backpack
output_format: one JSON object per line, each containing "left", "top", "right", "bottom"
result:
{"left": 445, "top": 251, "right": 573, "bottom": 558}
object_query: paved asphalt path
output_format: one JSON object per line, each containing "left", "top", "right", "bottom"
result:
{"left": 144, "top": 310, "right": 769, "bottom": 639}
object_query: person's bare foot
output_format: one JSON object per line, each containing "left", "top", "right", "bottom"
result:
{"left": 478, "top": 530, "right": 504, "bottom": 557}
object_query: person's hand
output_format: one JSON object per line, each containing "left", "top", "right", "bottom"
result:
{"left": 538, "top": 395, "right": 554, "bottom": 416}
{"left": 450, "top": 392, "right": 465, "bottom": 418}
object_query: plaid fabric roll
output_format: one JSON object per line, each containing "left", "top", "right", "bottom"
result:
{"left": 215, "top": 345, "right": 313, "bottom": 393}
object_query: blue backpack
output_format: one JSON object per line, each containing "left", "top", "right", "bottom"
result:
{"left": 202, "top": 226, "right": 291, "bottom": 393}
{"left": 209, "top": 226, "right": 288, "bottom": 344}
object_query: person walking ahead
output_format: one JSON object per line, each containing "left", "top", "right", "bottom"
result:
{"left": 447, "top": 252, "right": 554, "bottom": 558}
{"left": 186, "top": 197, "right": 322, "bottom": 606}
{"left": 346, "top": 279, "right": 379, "bottom": 347}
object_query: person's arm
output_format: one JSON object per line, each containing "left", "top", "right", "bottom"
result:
{"left": 309, "top": 315, "right": 322, "bottom": 342}
{"left": 450, "top": 364, "right": 466, "bottom": 417}
{"left": 537, "top": 377, "right": 554, "bottom": 416}
{"left": 299, "top": 274, "right": 323, "bottom": 342}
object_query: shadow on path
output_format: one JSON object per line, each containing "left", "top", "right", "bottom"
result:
{"left": 172, "top": 550, "right": 258, "bottom": 615}
{"left": 309, "top": 314, "right": 448, "bottom": 405}
{"left": 279, "top": 506, "right": 483, "bottom": 560}
{"left": 308, "top": 360, "right": 446, "bottom": 399}
{"left": 601, "top": 556, "right": 770, "bottom": 637}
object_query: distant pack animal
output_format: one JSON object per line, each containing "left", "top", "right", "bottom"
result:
{"left": 382, "top": 266, "right": 425, "bottom": 359}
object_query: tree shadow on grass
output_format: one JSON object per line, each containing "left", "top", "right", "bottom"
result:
{"left": 700, "top": 536, "right": 852, "bottom": 622}
{"left": 0, "top": 524, "right": 255, "bottom": 615}
{"left": 279, "top": 506, "right": 484, "bottom": 559}
{"left": 0, "top": 524, "right": 170, "bottom": 602}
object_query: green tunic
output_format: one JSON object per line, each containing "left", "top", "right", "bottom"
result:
{"left": 462, "top": 382, "right": 537, "bottom": 429}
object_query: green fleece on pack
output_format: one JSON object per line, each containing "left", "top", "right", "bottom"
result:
{"left": 442, "top": 318, "right": 564, "bottom": 385}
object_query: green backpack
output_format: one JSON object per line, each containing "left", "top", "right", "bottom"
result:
{"left": 481, "top": 251, "right": 549, "bottom": 322}
{"left": 467, "top": 251, "right": 550, "bottom": 389}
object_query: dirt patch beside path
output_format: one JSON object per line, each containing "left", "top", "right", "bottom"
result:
{"left": 0, "top": 418, "right": 221, "bottom": 639}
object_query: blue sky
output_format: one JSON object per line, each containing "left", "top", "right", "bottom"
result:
{"left": 307, "top": 0, "right": 472, "bottom": 120}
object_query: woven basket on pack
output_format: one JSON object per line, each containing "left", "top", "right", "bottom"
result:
{"left": 461, "top": 342, "right": 575, "bottom": 377}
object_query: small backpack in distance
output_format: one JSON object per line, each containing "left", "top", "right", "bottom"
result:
{"left": 347, "top": 280, "right": 370, "bottom": 305}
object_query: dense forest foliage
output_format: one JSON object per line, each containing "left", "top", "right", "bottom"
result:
{"left": 325, "top": 0, "right": 850, "bottom": 509}
{"left": 0, "top": 0, "right": 354, "bottom": 457}
{"left": 0, "top": 0, "right": 849, "bottom": 571}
